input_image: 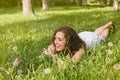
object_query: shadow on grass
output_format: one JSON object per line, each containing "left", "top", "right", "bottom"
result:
{"left": 0, "top": 7, "right": 22, "bottom": 15}
{"left": 0, "top": 4, "right": 114, "bottom": 15}
{"left": 48, "top": 4, "right": 112, "bottom": 11}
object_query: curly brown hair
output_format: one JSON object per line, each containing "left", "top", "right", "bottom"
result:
{"left": 53, "top": 26, "right": 86, "bottom": 55}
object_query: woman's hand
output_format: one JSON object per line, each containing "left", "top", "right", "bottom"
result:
{"left": 72, "top": 48, "right": 84, "bottom": 63}
{"left": 43, "top": 44, "right": 55, "bottom": 56}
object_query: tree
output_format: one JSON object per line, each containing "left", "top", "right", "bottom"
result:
{"left": 76, "top": 0, "right": 80, "bottom": 5}
{"left": 113, "top": 0, "right": 119, "bottom": 12}
{"left": 75, "top": 0, "right": 83, "bottom": 6}
{"left": 42, "top": 0, "right": 48, "bottom": 11}
{"left": 109, "top": 0, "right": 113, "bottom": 6}
{"left": 79, "top": 0, "right": 83, "bottom": 6}
{"left": 18, "top": 0, "right": 22, "bottom": 8}
{"left": 22, "top": 0, "right": 35, "bottom": 16}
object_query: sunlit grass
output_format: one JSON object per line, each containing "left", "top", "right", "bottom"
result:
{"left": 0, "top": 6, "right": 120, "bottom": 80}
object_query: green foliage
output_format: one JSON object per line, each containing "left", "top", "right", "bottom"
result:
{"left": 0, "top": 0, "right": 115, "bottom": 8}
{"left": 0, "top": 0, "right": 18, "bottom": 7}
{"left": 0, "top": 68, "right": 11, "bottom": 80}
{"left": 0, "top": 6, "right": 120, "bottom": 80}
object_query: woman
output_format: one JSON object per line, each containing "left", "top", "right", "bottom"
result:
{"left": 43, "top": 21, "right": 115, "bottom": 63}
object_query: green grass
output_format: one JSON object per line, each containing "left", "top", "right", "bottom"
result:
{"left": 0, "top": 6, "right": 120, "bottom": 80}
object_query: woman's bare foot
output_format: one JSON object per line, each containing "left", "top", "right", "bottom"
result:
{"left": 109, "top": 21, "right": 116, "bottom": 34}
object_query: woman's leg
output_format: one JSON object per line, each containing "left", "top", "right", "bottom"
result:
{"left": 94, "top": 21, "right": 114, "bottom": 38}
{"left": 100, "top": 29, "right": 110, "bottom": 38}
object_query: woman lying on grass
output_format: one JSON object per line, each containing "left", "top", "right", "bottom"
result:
{"left": 43, "top": 21, "right": 115, "bottom": 63}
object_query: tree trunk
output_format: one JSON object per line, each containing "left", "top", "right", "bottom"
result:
{"left": 42, "top": 0, "right": 48, "bottom": 11}
{"left": 79, "top": 0, "right": 82, "bottom": 6}
{"left": 65, "top": 0, "right": 69, "bottom": 4}
{"left": 103, "top": 0, "right": 107, "bottom": 5}
{"left": 113, "top": 0, "right": 119, "bottom": 12}
{"left": 76, "top": 0, "right": 79, "bottom": 5}
{"left": 22, "top": 0, "right": 35, "bottom": 16}
{"left": 18, "top": 0, "right": 22, "bottom": 8}
{"left": 76, "top": 0, "right": 82, "bottom": 6}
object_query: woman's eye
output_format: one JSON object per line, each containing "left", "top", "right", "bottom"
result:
{"left": 59, "top": 39, "right": 62, "bottom": 41}
{"left": 59, "top": 40, "right": 62, "bottom": 41}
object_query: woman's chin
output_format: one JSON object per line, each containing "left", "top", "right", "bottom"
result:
{"left": 56, "top": 49, "right": 62, "bottom": 51}
{"left": 56, "top": 49, "right": 60, "bottom": 51}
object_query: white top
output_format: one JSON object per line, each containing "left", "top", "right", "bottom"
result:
{"left": 78, "top": 31, "right": 105, "bottom": 49}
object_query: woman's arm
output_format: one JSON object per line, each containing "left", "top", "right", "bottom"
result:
{"left": 72, "top": 48, "right": 84, "bottom": 63}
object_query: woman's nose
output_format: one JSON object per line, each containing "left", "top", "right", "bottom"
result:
{"left": 54, "top": 39, "right": 58, "bottom": 44}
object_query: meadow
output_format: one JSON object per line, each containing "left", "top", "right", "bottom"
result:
{"left": 0, "top": 6, "right": 120, "bottom": 80}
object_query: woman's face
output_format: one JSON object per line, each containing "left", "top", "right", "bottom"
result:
{"left": 54, "top": 31, "right": 67, "bottom": 51}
